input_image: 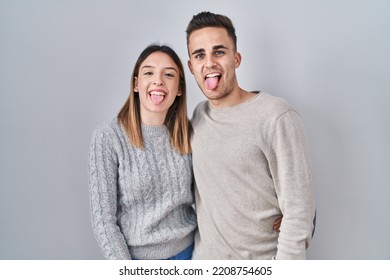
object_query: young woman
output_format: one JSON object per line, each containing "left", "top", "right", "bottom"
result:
{"left": 88, "top": 44, "right": 196, "bottom": 260}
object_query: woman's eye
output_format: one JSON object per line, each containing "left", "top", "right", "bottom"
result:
{"left": 165, "top": 73, "right": 175, "bottom": 77}
{"left": 143, "top": 71, "right": 153, "bottom": 76}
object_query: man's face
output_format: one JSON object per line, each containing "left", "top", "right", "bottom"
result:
{"left": 187, "top": 27, "right": 241, "bottom": 104}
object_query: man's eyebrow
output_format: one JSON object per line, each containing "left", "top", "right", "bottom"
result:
{"left": 213, "top": 45, "right": 228, "bottom": 50}
{"left": 191, "top": 45, "right": 229, "bottom": 56}
{"left": 191, "top": 48, "right": 205, "bottom": 56}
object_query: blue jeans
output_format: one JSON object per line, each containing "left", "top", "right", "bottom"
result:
{"left": 164, "top": 244, "right": 194, "bottom": 260}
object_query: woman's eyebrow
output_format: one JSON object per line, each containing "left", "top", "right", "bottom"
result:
{"left": 141, "top": 65, "right": 178, "bottom": 72}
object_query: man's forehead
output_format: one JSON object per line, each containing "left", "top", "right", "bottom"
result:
{"left": 188, "top": 28, "right": 232, "bottom": 49}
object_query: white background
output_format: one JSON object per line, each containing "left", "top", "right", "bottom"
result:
{"left": 0, "top": 0, "right": 389, "bottom": 259}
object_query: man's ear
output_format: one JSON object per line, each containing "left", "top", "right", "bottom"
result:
{"left": 188, "top": 60, "right": 194, "bottom": 75}
{"left": 235, "top": 52, "right": 242, "bottom": 69}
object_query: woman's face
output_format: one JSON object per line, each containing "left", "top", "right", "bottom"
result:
{"left": 135, "top": 51, "right": 181, "bottom": 124}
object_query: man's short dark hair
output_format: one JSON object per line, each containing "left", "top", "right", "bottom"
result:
{"left": 186, "top": 11, "right": 237, "bottom": 51}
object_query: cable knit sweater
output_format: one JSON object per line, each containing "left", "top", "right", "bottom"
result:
{"left": 88, "top": 118, "right": 196, "bottom": 260}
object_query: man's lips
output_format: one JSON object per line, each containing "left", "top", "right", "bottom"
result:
{"left": 204, "top": 72, "right": 222, "bottom": 79}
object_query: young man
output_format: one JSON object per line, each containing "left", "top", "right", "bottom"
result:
{"left": 186, "top": 11, "right": 316, "bottom": 259}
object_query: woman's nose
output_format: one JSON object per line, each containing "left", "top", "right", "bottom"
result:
{"left": 153, "top": 75, "right": 164, "bottom": 85}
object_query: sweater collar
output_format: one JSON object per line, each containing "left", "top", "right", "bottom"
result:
{"left": 141, "top": 124, "right": 167, "bottom": 137}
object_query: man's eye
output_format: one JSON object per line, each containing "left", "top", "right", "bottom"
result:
{"left": 215, "top": 50, "right": 225, "bottom": 56}
{"left": 195, "top": 53, "right": 205, "bottom": 59}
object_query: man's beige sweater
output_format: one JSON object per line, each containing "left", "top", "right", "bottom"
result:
{"left": 191, "top": 92, "right": 315, "bottom": 260}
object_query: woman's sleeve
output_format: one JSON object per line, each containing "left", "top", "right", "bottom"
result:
{"left": 88, "top": 129, "right": 132, "bottom": 260}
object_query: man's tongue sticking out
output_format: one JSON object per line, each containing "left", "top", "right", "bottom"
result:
{"left": 206, "top": 76, "right": 219, "bottom": 90}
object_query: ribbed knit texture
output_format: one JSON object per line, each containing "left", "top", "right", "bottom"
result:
{"left": 191, "top": 92, "right": 315, "bottom": 260}
{"left": 88, "top": 118, "right": 196, "bottom": 260}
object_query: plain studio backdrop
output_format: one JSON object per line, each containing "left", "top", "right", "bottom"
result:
{"left": 0, "top": 0, "right": 389, "bottom": 260}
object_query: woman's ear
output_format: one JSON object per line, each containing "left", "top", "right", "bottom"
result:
{"left": 177, "top": 79, "right": 184, "bottom": 96}
{"left": 134, "top": 77, "right": 139, "bottom": 92}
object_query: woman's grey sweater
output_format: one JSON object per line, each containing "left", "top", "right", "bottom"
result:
{"left": 88, "top": 118, "right": 196, "bottom": 260}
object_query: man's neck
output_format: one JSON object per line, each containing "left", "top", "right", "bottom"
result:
{"left": 208, "top": 88, "right": 256, "bottom": 109}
